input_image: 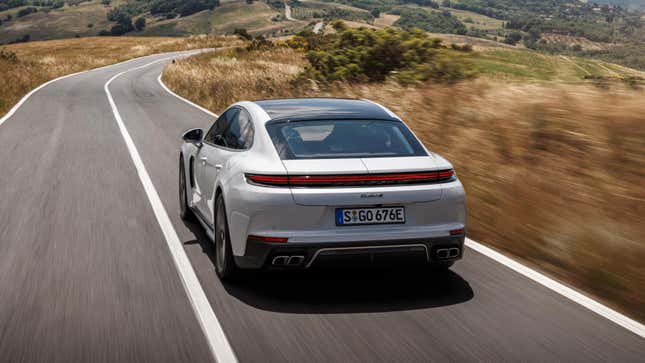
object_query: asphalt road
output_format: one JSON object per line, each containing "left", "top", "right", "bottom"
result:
{"left": 0, "top": 51, "right": 643, "bottom": 362}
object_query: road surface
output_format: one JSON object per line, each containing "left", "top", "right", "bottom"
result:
{"left": 0, "top": 50, "right": 643, "bottom": 362}
{"left": 284, "top": 3, "right": 295, "bottom": 21}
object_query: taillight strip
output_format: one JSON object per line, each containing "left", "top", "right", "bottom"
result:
{"left": 246, "top": 169, "right": 454, "bottom": 187}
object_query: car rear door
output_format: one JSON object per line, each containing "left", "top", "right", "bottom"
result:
{"left": 195, "top": 107, "right": 255, "bottom": 222}
{"left": 194, "top": 108, "right": 239, "bottom": 221}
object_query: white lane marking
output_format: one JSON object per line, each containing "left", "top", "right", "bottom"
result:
{"left": 0, "top": 51, "right": 189, "bottom": 127}
{"left": 466, "top": 239, "right": 645, "bottom": 338}
{"left": 157, "top": 74, "right": 218, "bottom": 118}
{"left": 105, "top": 56, "right": 237, "bottom": 363}
{"left": 156, "top": 53, "right": 645, "bottom": 339}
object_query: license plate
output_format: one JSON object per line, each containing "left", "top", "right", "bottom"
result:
{"left": 335, "top": 207, "right": 405, "bottom": 226}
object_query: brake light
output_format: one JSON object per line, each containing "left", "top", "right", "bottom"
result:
{"left": 245, "top": 174, "right": 289, "bottom": 186}
{"left": 247, "top": 235, "right": 288, "bottom": 243}
{"left": 245, "top": 169, "right": 454, "bottom": 187}
{"left": 450, "top": 228, "right": 465, "bottom": 236}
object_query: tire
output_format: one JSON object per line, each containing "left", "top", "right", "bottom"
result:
{"left": 179, "top": 156, "right": 195, "bottom": 221}
{"left": 214, "top": 194, "right": 238, "bottom": 281}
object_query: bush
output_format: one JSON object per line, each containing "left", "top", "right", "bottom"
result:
{"left": 134, "top": 17, "right": 146, "bottom": 31}
{"left": 296, "top": 23, "right": 473, "bottom": 84}
{"left": 17, "top": 7, "right": 37, "bottom": 18}
{"left": 504, "top": 31, "right": 522, "bottom": 45}
{"left": 0, "top": 49, "right": 18, "bottom": 63}
{"left": 233, "top": 28, "right": 252, "bottom": 40}
{"left": 110, "top": 23, "right": 133, "bottom": 36}
{"left": 394, "top": 7, "right": 467, "bottom": 35}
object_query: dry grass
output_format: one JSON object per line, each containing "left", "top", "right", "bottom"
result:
{"left": 162, "top": 48, "right": 307, "bottom": 112}
{"left": 0, "top": 35, "right": 241, "bottom": 116}
{"left": 163, "top": 47, "right": 645, "bottom": 322}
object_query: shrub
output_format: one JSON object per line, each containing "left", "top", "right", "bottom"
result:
{"left": 17, "top": 7, "right": 37, "bottom": 18}
{"left": 110, "top": 23, "right": 133, "bottom": 36}
{"left": 504, "top": 31, "right": 522, "bottom": 45}
{"left": 134, "top": 17, "right": 146, "bottom": 31}
{"left": 0, "top": 49, "right": 18, "bottom": 63}
{"left": 394, "top": 7, "right": 467, "bottom": 35}
{"left": 233, "top": 28, "right": 252, "bottom": 41}
{"left": 295, "top": 23, "right": 473, "bottom": 84}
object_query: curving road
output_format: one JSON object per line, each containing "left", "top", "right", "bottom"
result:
{"left": 0, "top": 50, "right": 644, "bottom": 362}
{"left": 284, "top": 3, "right": 295, "bottom": 21}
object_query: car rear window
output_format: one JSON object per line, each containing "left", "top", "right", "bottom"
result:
{"left": 266, "top": 119, "right": 427, "bottom": 160}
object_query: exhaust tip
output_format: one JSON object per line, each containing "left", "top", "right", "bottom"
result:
{"left": 436, "top": 247, "right": 460, "bottom": 260}
{"left": 272, "top": 256, "right": 289, "bottom": 266}
{"left": 287, "top": 256, "right": 305, "bottom": 266}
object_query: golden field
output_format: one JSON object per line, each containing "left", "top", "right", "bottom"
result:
{"left": 0, "top": 35, "right": 241, "bottom": 117}
{"left": 162, "top": 47, "right": 645, "bottom": 322}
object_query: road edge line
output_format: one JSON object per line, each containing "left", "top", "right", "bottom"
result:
{"left": 157, "top": 74, "right": 219, "bottom": 117}
{"left": 466, "top": 238, "right": 645, "bottom": 338}
{"left": 105, "top": 55, "right": 237, "bottom": 363}
{"left": 156, "top": 55, "right": 645, "bottom": 339}
{"left": 0, "top": 51, "right": 190, "bottom": 128}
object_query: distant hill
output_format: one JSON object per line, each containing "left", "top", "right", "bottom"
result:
{"left": 1, "top": 0, "right": 643, "bottom": 70}
{"left": 0, "top": 0, "right": 320, "bottom": 43}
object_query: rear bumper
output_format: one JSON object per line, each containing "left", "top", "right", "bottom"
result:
{"left": 234, "top": 235, "right": 465, "bottom": 269}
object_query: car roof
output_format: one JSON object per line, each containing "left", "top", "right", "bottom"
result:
{"left": 252, "top": 98, "right": 397, "bottom": 121}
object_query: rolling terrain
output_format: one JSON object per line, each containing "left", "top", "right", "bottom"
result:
{"left": 0, "top": 5, "right": 644, "bottom": 359}
{"left": 0, "top": 44, "right": 643, "bottom": 362}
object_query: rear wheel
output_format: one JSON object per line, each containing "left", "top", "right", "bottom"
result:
{"left": 179, "top": 156, "right": 194, "bottom": 221}
{"left": 215, "top": 194, "right": 237, "bottom": 281}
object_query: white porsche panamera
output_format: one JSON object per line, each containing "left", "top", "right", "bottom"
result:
{"left": 179, "top": 98, "right": 466, "bottom": 280}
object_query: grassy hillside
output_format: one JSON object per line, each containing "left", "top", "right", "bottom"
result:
{"left": 0, "top": 0, "right": 316, "bottom": 42}
{"left": 0, "top": 35, "right": 237, "bottom": 116}
{"left": 0, "top": 0, "right": 119, "bottom": 43}
{"left": 161, "top": 28, "right": 645, "bottom": 322}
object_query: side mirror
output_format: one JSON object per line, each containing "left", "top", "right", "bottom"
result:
{"left": 182, "top": 128, "right": 203, "bottom": 145}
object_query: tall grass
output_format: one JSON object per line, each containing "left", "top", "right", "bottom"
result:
{"left": 0, "top": 35, "right": 241, "bottom": 117}
{"left": 163, "top": 47, "right": 645, "bottom": 321}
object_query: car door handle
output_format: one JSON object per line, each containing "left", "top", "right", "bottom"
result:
{"left": 200, "top": 156, "right": 208, "bottom": 162}
{"left": 215, "top": 164, "right": 223, "bottom": 170}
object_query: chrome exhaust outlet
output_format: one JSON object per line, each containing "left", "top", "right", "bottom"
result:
{"left": 272, "top": 256, "right": 289, "bottom": 266}
{"left": 287, "top": 256, "right": 305, "bottom": 266}
{"left": 436, "top": 247, "right": 460, "bottom": 260}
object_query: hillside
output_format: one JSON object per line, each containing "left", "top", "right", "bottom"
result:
{"left": 1, "top": 0, "right": 643, "bottom": 70}
{"left": 0, "top": 0, "right": 321, "bottom": 42}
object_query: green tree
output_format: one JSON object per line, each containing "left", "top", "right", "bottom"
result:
{"left": 504, "top": 31, "right": 522, "bottom": 45}
{"left": 297, "top": 24, "right": 472, "bottom": 84}
{"left": 134, "top": 17, "right": 146, "bottom": 31}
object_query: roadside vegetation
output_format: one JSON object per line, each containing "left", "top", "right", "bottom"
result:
{"left": 294, "top": 22, "right": 473, "bottom": 83}
{"left": 0, "top": 35, "right": 237, "bottom": 116}
{"left": 162, "top": 25, "right": 645, "bottom": 322}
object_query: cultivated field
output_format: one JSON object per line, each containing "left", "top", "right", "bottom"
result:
{"left": 162, "top": 45, "right": 645, "bottom": 322}
{"left": 0, "top": 35, "right": 238, "bottom": 117}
